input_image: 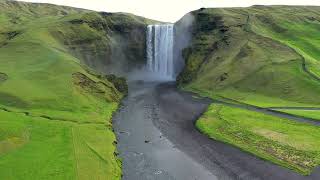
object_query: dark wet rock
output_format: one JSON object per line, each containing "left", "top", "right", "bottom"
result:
{"left": 0, "top": 92, "right": 29, "bottom": 108}
{"left": 51, "top": 12, "right": 151, "bottom": 75}
{"left": 0, "top": 31, "right": 21, "bottom": 47}
{"left": 219, "top": 26, "right": 229, "bottom": 33}
{"left": 0, "top": 73, "right": 8, "bottom": 83}
{"left": 177, "top": 40, "right": 219, "bottom": 84}
{"left": 69, "top": 19, "right": 84, "bottom": 24}
{"left": 252, "top": 5, "right": 267, "bottom": 8}
{"left": 6, "top": 31, "right": 21, "bottom": 40}
{"left": 195, "top": 14, "right": 224, "bottom": 33}
{"left": 1, "top": 31, "right": 21, "bottom": 40}
{"left": 100, "top": 12, "right": 113, "bottom": 16}
{"left": 255, "top": 15, "right": 287, "bottom": 33}
{"left": 39, "top": 115, "right": 52, "bottom": 120}
{"left": 219, "top": 73, "right": 228, "bottom": 81}
{"left": 105, "top": 74, "right": 128, "bottom": 95}
{"left": 119, "top": 131, "right": 130, "bottom": 135}
{"left": 72, "top": 72, "right": 122, "bottom": 102}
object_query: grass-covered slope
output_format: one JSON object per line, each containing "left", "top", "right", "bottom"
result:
{"left": 177, "top": 6, "right": 320, "bottom": 175}
{"left": 249, "top": 6, "right": 320, "bottom": 79}
{"left": 178, "top": 6, "right": 320, "bottom": 107}
{"left": 278, "top": 110, "right": 320, "bottom": 120}
{"left": 0, "top": 0, "right": 152, "bottom": 74}
{"left": 0, "top": 1, "right": 150, "bottom": 179}
{"left": 197, "top": 104, "right": 320, "bottom": 175}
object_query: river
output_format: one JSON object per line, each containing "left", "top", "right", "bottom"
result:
{"left": 113, "top": 81, "right": 320, "bottom": 180}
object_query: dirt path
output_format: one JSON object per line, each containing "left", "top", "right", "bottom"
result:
{"left": 268, "top": 107, "right": 320, "bottom": 110}
{"left": 155, "top": 82, "right": 320, "bottom": 180}
{"left": 215, "top": 96, "right": 320, "bottom": 126}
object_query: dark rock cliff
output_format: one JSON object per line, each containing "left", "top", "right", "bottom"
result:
{"left": 51, "top": 12, "right": 154, "bottom": 76}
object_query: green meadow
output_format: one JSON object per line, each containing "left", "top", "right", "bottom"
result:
{"left": 0, "top": 110, "right": 121, "bottom": 180}
{"left": 196, "top": 104, "right": 320, "bottom": 175}
{"left": 178, "top": 6, "right": 320, "bottom": 175}
{"left": 0, "top": 1, "right": 133, "bottom": 179}
{"left": 2, "top": 0, "right": 320, "bottom": 178}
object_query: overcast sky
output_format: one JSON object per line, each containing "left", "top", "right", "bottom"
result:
{"left": 18, "top": 0, "right": 320, "bottom": 22}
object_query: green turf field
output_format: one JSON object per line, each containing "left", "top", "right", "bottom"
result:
{"left": 196, "top": 104, "right": 320, "bottom": 175}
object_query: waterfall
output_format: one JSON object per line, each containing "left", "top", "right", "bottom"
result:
{"left": 146, "top": 24, "right": 174, "bottom": 80}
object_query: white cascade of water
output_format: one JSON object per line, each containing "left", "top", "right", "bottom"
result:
{"left": 146, "top": 24, "right": 174, "bottom": 80}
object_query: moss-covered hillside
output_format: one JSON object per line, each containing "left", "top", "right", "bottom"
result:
{"left": 0, "top": 0, "right": 152, "bottom": 74}
{"left": 178, "top": 6, "right": 320, "bottom": 107}
{"left": 0, "top": 1, "right": 150, "bottom": 179}
{"left": 178, "top": 6, "right": 320, "bottom": 175}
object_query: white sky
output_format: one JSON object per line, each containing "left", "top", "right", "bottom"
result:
{"left": 18, "top": 0, "right": 320, "bottom": 22}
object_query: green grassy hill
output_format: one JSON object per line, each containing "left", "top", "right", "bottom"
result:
{"left": 0, "top": 1, "right": 150, "bottom": 179}
{"left": 178, "top": 6, "right": 320, "bottom": 174}
{"left": 178, "top": 6, "right": 320, "bottom": 107}
{"left": 2, "top": 0, "right": 320, "bottom": 177}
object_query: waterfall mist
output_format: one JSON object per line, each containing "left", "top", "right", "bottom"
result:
{"left": 128, "top": 13, "right": 194, "bottom": 82}
{"left": 173, "top": 13, "right": 195, "bottom": 78}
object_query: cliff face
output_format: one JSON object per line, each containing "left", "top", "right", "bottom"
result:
{"left": 177, "top": 6, "right": 320, "bottom": 106}
{"left": 0, "top": 2, "right": 154, "bottom": 179}
{"left": 177, "top": 6, "right": 320, "bottom": 175}
{"left": 0, "top": 0, "right": 153, "bottom": 76}
{"left": 51, "top": 12, "right": 151, "bottom": 75}
{"left": 173, "top": 13, "right": 195, "bottom": 77}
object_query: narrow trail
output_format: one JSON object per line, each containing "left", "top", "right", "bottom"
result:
{"left": 215, "top": 96, "right": 320, "bottom": 126}
{"left": 155, "top": 83, "right": 320, "bottom": 180}
{"left": 244, "top": 13, "right": 320, "bottom": 83}
{"left": 113, "top": 81, "right": 320, "bottom": 180}
{"left": 268, "top": 107, "right": 320, "bottom": 110}
{"left": 0, "top": 106, "right": 105, "bottom": 125}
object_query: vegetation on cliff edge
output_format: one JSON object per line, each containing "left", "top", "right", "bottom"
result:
{"left": 178, "top": 6, "right": 320, "bottom": 175}
{"left": 0, "top": 1, "right": 149, "bottom": 179}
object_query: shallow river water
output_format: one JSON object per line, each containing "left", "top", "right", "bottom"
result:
{"left": 113, "top": 82, "right": 216, "bottom": 180}
{"left": 113, "top": 81, "right": 320, "bottom": 180}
